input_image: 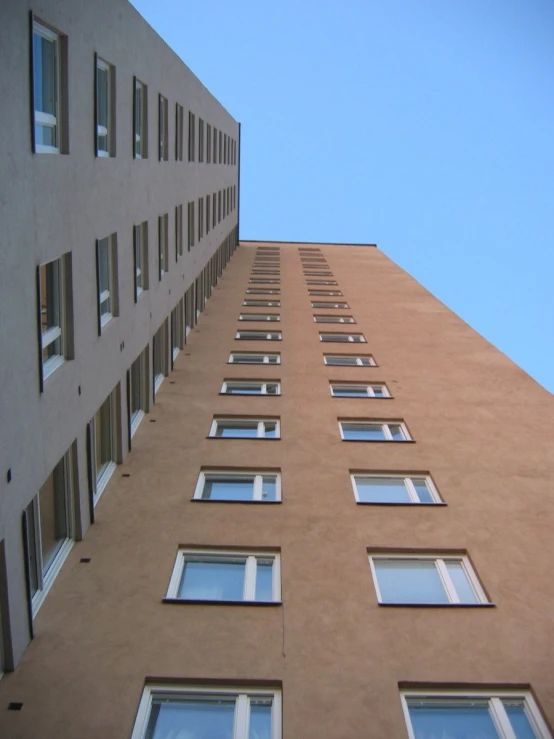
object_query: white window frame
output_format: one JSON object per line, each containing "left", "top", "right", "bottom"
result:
{"left": 158, "top": 214, "right": 168, "bottom": 278}
{"left": 236, "top": 331, "right": 282, "bottom": 341}
{"left": 131, "top": 684, "right": 282, "bottom": 739}
{"left": 314, "top": 315, "right": 355, "bottom": 324}
{"left": 221, "top": 380, "right": 281, "bottom": 395}
{"left": 166, "top": 549, "right": 281, "bottom": 602}
{"left": 95, "top": 57, "right": 111, "bottom": 157}
{"left": 228, "top": 353, "right": 281, "bottom": 365}
{"left": 400, "top": 689, "right": 551, "bottom": 739}
{"left": 324, "top": 354, "right": 376, "bottom": 367}
{"left": 39, "top": 256, "right": 67, "bottom": 379}
{"left": 369, "top": 553, "right": 488, "bottom": 605}
{"left": 32, "top": 21, "right": 61, "bottom": 154}
{"left": 330, "top": 383, "right": 390, "bottom": 398}
{"left": 129, "top": 349, "right": 148, "bottom": 437}
{"left": 194, "top": 471, "right": 282, "bottom": 502}
{"left": 319, "top": 332, "right": 366, "bottom": 343}
{"left": 133, "top": 222, "right": 147, "bottom": 297}
{"left": 239, "top": 313, "right": 280, "bottom": 322}
{"left": 97, "top": 235, "right": 117, "bottom": 329}
{"left": 246, "top": 288, "right": 280, "bottom": 295}
{"left": 90, "top": 391, "right": 118, "bottom": 504}
{"left": 339, "top": 420, "right": 411, "bottom": 441}
{"left": 158, "top": 93, "right": 168, "bottom": 161}
{"left": 209, "top": 418, "right": 280, "bottom": 439}
{"left": 153, "top": 322, "right": 168, "bottom": 393}
{"left": 311, "top": 302, "right": 349, "bottom": 309}
{"left": 243, "top": 299, "right": 281, "bottom": 307}
{"left": 350, "top": 473, "right": 441, "bottom": 504}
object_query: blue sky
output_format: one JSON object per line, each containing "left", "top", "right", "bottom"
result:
{"left": 132, "top": 0, "right": 554, "bottom": 392}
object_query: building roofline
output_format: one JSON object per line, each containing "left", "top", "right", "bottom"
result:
{"left": 239, "top": 239, "right": 377, "bottom": 248}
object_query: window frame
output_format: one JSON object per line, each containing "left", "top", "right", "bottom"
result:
{"left": 249, "top": 279, "right": 280, "bottom": 285}
{"left": 133, "top": 222, "right": 148, "bottom": 299}
{"left": 309, "top": 289, "right": 343, "bottom": 296}
{"left": 221, "top": 380, "right": 281, "bottom": 395}
{"left": 175, "top": 204, "right": 183, "bottom": 259}
{"left": 133, "top": 78, "right": 147, "bottom": 159}
{"left": 153, "top": 321, "right": 168, "bottom": 393}
{"left": 158, "top": 93, "right": 168, "bottom": 161}
{"left": 209, "top": 418, "right": 281, "bottom": 439}
{"left": 228, "top": 353, "right": 281, "bottom": 365}
{"left": 246, "top": 288, "right": 280, "bottom": 296}
{"left": 236, "top": 330, "right": 282, "bottom": 341}
{"left": 158, "top": 214, "right": 168, "bottom": 279}
{"left": 330, "top": 382, "right": 390, "bottom": 398}
{"left": 319, "top": 332, "right": 366, "bottom": 343}
{"left": 175, "top": 102, "right": 184, "bottom": 160}
{"left": 311, "top": 301, "right": 349, "bottom": 309}
{"left": 307, "top": 280, "right": 338, "bottom": 286}
{"left": 323, "top": 354, "right": 376, "bottom": 366}
{"left": 243, "top": 299, "right": 281, "bottom": 307}
{"left": 95, "top": 56, "right": 114, "bottom": 158}
{"left": 314, "top": 314, "right": 356, "bottom": 324}
{"left": 194, "top": 470, "right": 282, "bottom": 502}
{"left": 38, "top": 255, "right": 68, "bottom": 380}
{"left": 339, "top": 420, "right": 411, "bottom": 441}
{"left": 90, "top": 389, "right": 118, "bottom": 504}
{"left": 129, "top": 348, "right": 149, "bottom": 437}
{"left": 351, "top": 473, "right": 442, "bottom": 505}
{"left": 239, "top": 313, "right": 280, "bottom": 322}
{"left": 32, "top": 20, "right": 63, "bottom": 154}
{"left": 96, "top": 234, "right": 118, "bottom": 331}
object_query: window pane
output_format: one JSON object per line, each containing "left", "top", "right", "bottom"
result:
{"left": 261, "top": 476, "right": 277, "bottom": 501}
{"left": 359, "top": 357, "right": 373, "bottom": 366}
{"left": 372, "top": 387, "right": 386, "bottom": 397}
{"left": 333, "top": 386, "right": 367, "bottom": 397}
{"left": 326, "top": 356, "right": 356, "bottom": 365}
{"left": 374, "top": 559, "right": 449, "bottom": 604}
{"left": 131, "top": 357, "right": 142, "bottom": 415}
{"left": 445, "top": 561, "right": 479, "bottom": 604}
{"left": 98, "top": 238, "right": 110, "bottom": 313}
{"left": 203, "top": 477, "right": 254, "bottom": 500}
{"left": 503, "top": 701, "right": 539, "bottom": 739}
{"left": 146, "top": 697, "right": 235, "bottom": 739}
{"left": 26, "top": 502, "right": 39, "bottom": 597}
{"left": 41, "top": 261, "right": 61, "bottom": 333}
{"left": 266, "top": 384, "right": 278, "bottom": 394}
{"left": 255, "top": 560, "right": 274, "bottom": 601}
{"left": 34, "top": 32, "right": 57, "bottom": 117}
{"left": 178, "top": 559, "right": 246, "bottom": 600}
{"left": 38, "top": 460, "right": 68, "bottom": 573}
{"left": 216, "top": 423, "right": 258, "bottom": 438}
{"left": 389, "top": 424, "right": 406, "bottom": 440}
{"left": 408, "top": 701, "right": 500, "bottom": 739}
{"left": 343, "top": 424, "right": 386, "bottom": 441}
{"left": 228, "top": 385, "right": 263, "bottom": 394}
{"left": 95, "top": 396, "right": 113, "bottom": 477}
{"left": 356, "top": 478, "right": 411, "bottom": 503}
{"left": 412, "top": 478, "right": 434, "bottom": 503}
{"left": 249, "top": 701, "right": 272, "bottom": 739}
{"left": 264, "top": 423, "right": 277, "bottom": 438}
{"left": 97, "top": 66, "right": 108, "bottom": 129}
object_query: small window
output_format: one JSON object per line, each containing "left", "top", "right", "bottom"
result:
{"left": 229, "top": 353, "right": 281, "bottom": 365}
{"left": 221, "top": 380, "right": 280, "bottom": 395}
{"left": 252, "top": 269, "right": 280, "bottom": 275}
{"left": 171, "top": 300, "right": 184, "bottom": 361}
{"left": 324, "top": 354, "right": 376, "bottom": 366}
{"left": 131, "top": 684, "right": 282, "bottom": 739}
{"left": 312, "top": 301, "right": 348, "bottom": 309}
{"left": 340, "top": 420, "right": 410, "bottom": 441}
{"left": 129, "top": 347, "right": 149, "bottom": 436}
{"left": 209, "top": 418, "right": 280, "bottom": 439}
{"left": 236, "top": 330, "right": 282, "bottom": 341}
{"left": 198, "top": 198, "right": 204, "bottom": 241}
{"left": 187, "top": 201, "right": 195, "bottom": 250}
{"left": 239, "top": 313, "right": 280, "bottom": 322}
{"left": 218, "top": 190, "right": 222, "bottom": 222}
{"left": 330, "top": 383, "right": 389, "bottom": 397}
{"left": 301, "top": 258, "right": 327, "bottom": 263}
{"left": 206, "top": 193, "right": 211, "bottom": 234}
{"left": 158, "top": 94, "right": 168, "bottom": 161}
{"left": 133, "top": 78, "right": 148, "bottom": 158}
{"left": 166, "top": 549, "right": 281, "bottom": 603}
{"left": 96, "top": 234, "right": 118, "bottom": 331}
{"left": 89, "top": 387, "right": 118, "bottom": 503}
{"left": 309, "top": 289, "right": 342, "bottom": 297}
{"left": 400, "top": 689, "right": 551, "bottom": 739}
{"left": 219, "top": 129, "right": 223, "bottom": 162}
{"left": 194, "top": 471, "right": 281, "bottom": 502}
{"left": 249, "top": 279, "right": 280, "bottom": 285}
{"left": 175, "top": 103, "right": 184, "bottom": 160}
{"left": 158, "top": 214, "right": 168, "bottom": 279}
{"left": 206, "top": 122, "right": 211, "bottom": 162}
{"left": 153, "top": 321, "right": 168, "bottom": 393}
{"left": 37, "top": 254, "right": 72, "bottom": 382}
{"left": 198, "top": 118, "right": 204, "bottom": 161}
{"left": 175, "top": 204, "right": 183, "bottom": 259}
{"left": 95, "top": 57, "right": 115, "bottom": 157}
{"left": 133, "top": 221, "right": 148, "bottom": 300}
{"left": 369, "top": 553, "right": 489, "bottom": 605}
{"left": 246, "top": 288, "right": 280, "bottom": 295}
{"left": 188, "top": 111, "right": 195, "bottom": 161}
{"left": 243, "top": 299, "right": 281, "bottom": 307}
{"left": 212, "top": 192, "right": 217, "bottom": 228}
{"left": 307, "top": 280, "right": 338, "bottom": 286}
{"left": 351, "top": 474, "right": 441, "bottom": 504}
{"left": 299, "top": 247, "right": 322, "bottom": 253}
{"left": 319, "top": 332, "right": 365, "bottom": 343}
{"left": 213, "top": 126, "right": 217, "bottom": 162}
{"left": 32, "top": 20, "right": 66, "bottom": 154}
{"left": 314, "top": 315, "right": 355, "bottom": 324}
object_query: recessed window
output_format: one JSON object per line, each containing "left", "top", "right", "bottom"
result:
{"left": 129, "top": 347, "right": 149, "bottom": 437}
{"left": 246, "top": 288, "right": 280, "bottom": 296}
{"left": 158, "top": 214, "right": 168, "bottom": 279}
{"left": 340, "top": 420, "right": 410, "bottom": 441}
{"left": 209, "top": 418, "right": 280, "bottom": 439}
{"left": 400, "top": 690, "right": 550, "bottom": 739}
{"left": 206, "top": 122, "right": 211, "bottom": 162}
{"left": 194, "top": 471, "right": 281, "bottom": 501}
{"left": 131, "top": 685, "right": 282, "bottom": 739}
{"left": 351, "top": 474, "right": 441, "bottom": 504}
{"left": 198, "top": 197, "right": 204, "bottom": 241}
{"left": 89, "top": 387, "right": 118, "bottom": 504}
{"left": 213, "top": 126, "right": 217, "bottom": 162}
{"left": 301, "top": 258, "right": 327, "bottom": 263}
{"left": 309, "top": 289, "right": 342, "bottom": 296}
{"left": 175, "top": 204, "right": 183, "bottom": 259}
{"left": 249, "top": 279, "right": 280, "bottom": 285}
{"left": 239, "top": 313, "right": 280, "bottom": 322}
{"left": 153, "top": 321, "right": 168, "bottom": 393}
{"left": 158, "top": 94, "right": 168, "bottom": 161}
{"left": 299, "top": 247, "right": 321, "bottom": 253}
{"left": 198, "top": 117, "right": 204, "bottom": 162}
{"left": 314, "top": 315, "right": 355, "bottom": 324}
{"left": 221, "top": 380, "right": 280, "bottom": 395}
{"left": 188, "top": 111, "right": 195, "bottom": 161}
{"left": 312, "top": 301, "right": 348, "bottom": 309}
{"left": 304, "top": 271, "right": 333, "bottom": 277}
{"left": 171, "top": 301, "right": 184, "bottom": 360}
{"left": 369, "top": 554, "right": 489, "bottom": 605}
{"left": 133, "top": 221, "right": 148, "bottom": 300}
{"left": 37, "top": 254, "right": 72, "bottom": 382}
{"left": 212, "top": 192, "right": 217, "bottom": 229}
{"left": 243, "top": 299, "right": 281, "bottom": 307}
{"left": 331, "top": 383, "right": 390, "bottom": 398}
{"left": 320, "top": 332, "right": 366, "bottom": 343}
{"left": 307, "top": 279, "right": 338, "bottom": 286}
{"left": 324, "top": 354, "right": 376, "bottom": 366}
{"left": 229, "top": 353, "right": 281, "bottom": 364}
{"left": 206, "top": 193, "right": 211, "bottom": 234}
{"left": 252, "top": 270, "right": 280, "bottom": 276}
{"left": 133, "top": 78, "right": 147, "bottom": 158}
{"left": 187, "top": 201, "right": 195, "bottom": 250}
{"left": 96, "top": 234, "right": 118, "bottom": 331}
{"left": 95, "top": 57, "right": 115, "bottom": 157}
{"left": 166, "top": 549, "right": 281, "bottom": 603}
{"left": 219, "top": 129, "right": 223, "bottom": 162}
{"left": 175, "top": 103, "right": 184, "bottom": 160}
{"left": 32, "top": 20, "right": 66, "bottom": 154}
{"left": 236, "top": 330, "right": 282, "bottom": 341}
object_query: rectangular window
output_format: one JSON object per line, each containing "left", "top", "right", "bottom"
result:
{"left": 32, "top": 20, "right": 65, "bottom": 154}
{"left": 38, "top": 254, "right": 71, "bottom": 381}
{"left": 171, "top": 301, "right": 184, "bottom": 361}
{"left": 331, "top": 383, "right": 390, "bottom": 398}
{"left": 198, "top": 118, "right": 204, "bottom": 161}
{"left": 166, "top": 549, "right": 281, "bottom": 603}
{"left": 236, "top": 330, "right": 282, "bottom": 341}
{"left": 246, "top": 288, "right": 281, "bottom": 296}
{"left": 320, "top": 332, "right": 365, "bottom": 343}
{"left": 254, "top": 261, "right": 280, "bottom": 268}
{"left": 339, "top": 420, "right": 410, "bottom": 441}
{"left": 400, "top": 690, "right": 550, "bottom": 739}
{"left": 188, "top": 111, "right": 195, "bottom": 161}
{"left": 218, "top": 190, "right": 222, "bottom": 222}
{"left": 252, "top": 270, "right": 280, "bottom": 276}
{"left": 304, "top": 271, "right": 333, "bottom": 277}
{"left": 133, "top": 78, "right": 147, "bottom": 158}
{"left": 95, "top": 57, "right": 114, "bottom": 157}
{"left": 153, "top": 321, "right": 168, "bottom": 393}
{"left": 209, "top": 418, "right": 280, "bottom": 439}
{"left": 221, "top": 380, "right": 280, "bottom": 395}
{"left": 229, "top": 353, "right": 281, "bottom": 365}
{"left": 96, "top": 234, "right": 118, "bottom": 331}
{"left": 90, "top": 388, "right": 118, "bottom": 503}
{"left": 324, "top": 354, "right": 376, "bottom": 366}
{"left": 212, "top": 192, "right": 217, "bottom": 228}
{"left": 243, "top": 299, "right": 281, "bottom": 307}
{"left": 158, "top": 94, "right": 168, "bottom": 161}
{"left": 206, "top": 123, "right": 211, "bottom": 162}
{"left": 187, "top": 201, "right": 195, "bottom": 250}
{"left": 301, "top": 258, "right": 327, "bottom": 263}
{"left": 239, "top": 313, "right": 280, "bottom": 322}
{"left": 175, "top": 204, "right": 183, "bottom": 259}
{"left": 249, "top": 279, "right": 280, "bottom": 285}
{"left": 213, "top": 126, "right": 217, "bottom": 162}
{"left": 131, "top": 685, "right": 282, "bottom": 739}
{"left": 309, "top": 289, "right": 342, "bottom": 297}
{"left": 194, "top": 471, "right": 281, "bottom": 502}
{"left": 369, "top": 554, "right": 489, "bottom": 605}
{"left": 198, "top": 198, "right": 204, "bottom": 241}
{"left": 312, "top": 301, "right": 349, "bottom": 309}
{"left": 351, "top": 474, "right": 441, "bottom": 504}
{"left": 314, "top": 315, "right": 355, "bottom": 324}
{"left": 175, "top": 103, "right": 184, "bottom": 160}
{"left": 224, "top": 133, "right": 227, "bottom": 164}
{"left": 133, "top": 221, "right": 148, "bottom": 299}
{"left": 219, "top": 129, "right": 223, "bottom": 162}
{"left": 307, "top": 280, "right": 338, "bottom": 286}
{"left": 158, "top": 214, "right": 168, "bottom": 279}
{"left": 223, "top": 188, "right": 227, "bottom": 217}
{"left": 129, "top": 347, "right": 148, "bottom": 436}
{"left": 206, "top": 194, "right": 211, "bottom": 234}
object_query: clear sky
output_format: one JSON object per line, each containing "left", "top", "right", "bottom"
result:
{"left": 131, "top": 0, "right": 554, "bottom": 392}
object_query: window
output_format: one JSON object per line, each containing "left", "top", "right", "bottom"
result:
{"left": 24, "top": 447, "right": 74, "bottom": 615}
{"left": 221, "top": 380, "right": 280, "bottom": 395}
{"left": 307, "top": 280, "right": 338, "bottom": 286}
{"left": 224, "top": 133, "right": 227, "bottom": 164}
{"left": 89, "top": 388, "right": 118, "bottom": 503}
{"left": 229, "top": 353, "right": 281, "bottom": 365}
{"left": 198, "top": 118, "right": 204, "bottom": 161}
{"left": 244, "top": 299, "right": 281, "bottom": 307}
{"left": 252, "top": 270, "right": 280, "bottom": 275}
{"left": 301, "top": 258, "right": 327, "bottom": 263}
{"left": 175, "top": 103, "right": 184, "bottom": 160}
{"left": 187, "top": 201, "right": 195, "bottom": 250}
{"left": 212, "top": 192, "right": 217, "bottom": 228}
{"left": 206, "top": 123, "right": 211, "bottom": 162}
{"left": 95, "top": 57, "right": 114, "bottom": 157}
{"left": 129, "top": 348, "right": 149, "bottom": 436}
{"left": 37, "top": 254, "right": 71, "bottom": 381}
{"left": 351, "top": 474, "right": 441, "bottom": 504}
{"left": 133, "top": 78, "right": 147, "bottom": 158}
{"left": 340, "top": 420, "right": 410, "bottom": 441}
{"left": 166, "top": 549, "right": 281, "bottom": 603}
{"left": 96, "top": 234, "right": 118, "bottom": 331}
{"left": 206, "top": 193, "right": 211, "bottom": 234}
{"left": 171, "top": 301, "right": 184, "bottom": 360}
{"left": 331, "top": 383, "right": 390, "bottom": 397}
{"left": 218, "top": 190, "right": 222, "bottom": 222}
{"left": 400, "top": 689, "right": 551, "bottom": 739}
{"left": 320, "top": 332, "right": 365, "bottom": 343}
{"left": 175, "top": 204, "right": 183, "bottom": 259}
{"left": 309, "top": 289, "right": 343, "bottom": 297}
{"left": 324, "top": 354, "right": 376, "bottom": 366}
{"left": 219, "top": 129, "right": 223, "bottom": 162}
{"left": 239, "top": 313, "right": 280, "bottom": 322}
{"left": 246, "top": 288, "right": 280, "bottom": 296}
{"left": 133, "top": 221, "right": 148, "bottom": 300}
{"left": 194, "top": 471, "right": 281, "bottom": 502}
{"left": 158, "top": 94, "right": 168, "bottom": 161}
{"left": 131, "top": 684, "right": 282, "bottom": 739}
{"left": 236, "top": 330, "right": 282, "bottom": 341}
{"left": 312, "top": 301, "right": 349, "bottom": 309}
{"left": 314, "top": 315, "right": 355, "bottom": 324}
{"left": 209, "top": 418, "right": 280, "bottom": 439}
{"left": 198, "top": 198, "right": 204, "bottom": 241}
{"left": 188, "top": 111, "right": 195, "bottom": 161}
{"left": 369, "top": 553, "right": 489, "bottom": 605}
{"left": 158, "top": 214, "right": 168, "bottom": 279}
{"left": 32, "top": 20, "right": 66, "bottom": 154}
{"left": 304, "top": 271, "right": 333, "bottom": 277}
{"left": 153, "top": 321, "right": 168, "bottom": 393}
{"left": 249, "top": 279, "right": 280, "bottom": 285}
{"left": 213, "top": 126, "right": 217, "bottom": 162}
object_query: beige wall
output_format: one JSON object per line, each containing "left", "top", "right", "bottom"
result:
{"left": 0, "top": 241, "right": 553, "bottom": 737}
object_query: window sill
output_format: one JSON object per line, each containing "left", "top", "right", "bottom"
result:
{"left": 332, "top": 396, "right": 394, "bottom": 400}
{"left": 219, "top": 393, "right": 281, "bottom": 397}
{"left": 131, "top": 410, "right": 145, "bottom": 437}
{"left": 378, "top": 602, "right": 495, "bottom": 608}
{"left": 31, "top": 538, "right": 74, "bottom": 618}
{"left": 100, "top": 313, "right": 114, "bottom": 330}
{"left": 162, "top": 598, "right": 282, "bottom": 607}
{"left": 191, "top": 498, "right": 282, "bottom": 505}
{"left": 207, "top": 437, "right": 281, "bottom": 441}
{"left": 341, "top": 439, "right": 415, "bottom": 443}
{"left": 94, "top": 460, "right": 116, "bottom": 506}
{"left": 172, "top": 347, "right": 180, "bottom": 361}
{"left": 43, "top": 354, "right": 65, "bottom": 381}
{"left": 154, "top": 374, "right": 165, "bottom": 394}
{"left": 357, "top": 501, "right": 447, "bottom": 507}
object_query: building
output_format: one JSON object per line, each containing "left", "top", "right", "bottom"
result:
{"left": 2, "top": 5, "right": 554, "bottom": 739}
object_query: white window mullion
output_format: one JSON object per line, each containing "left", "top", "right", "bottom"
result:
{"left": 367, "top": 387, "right": 375, "bottom": 397}
{"left": 253, "top": 475, "right": 263, "bottom": 501}
{"left": 209, "top": 420, "right": 218, "bottom": 436}
{"left": 435, "top": 559, "right": 459, "bottom": 603}
{"left": 257, "top": 421, "right": 264, "bottom": 438}
{"left": 382, "top": 424, "right": 393, "bottom": 440}
{"left": 244, "top": 556, "right": 257, "bottom": 601}
{"left": 261, "top": 384, "right": 267, "bottom": 395}
{"left": 404, "top": 477, "right": 420, "bottom": 503}
{"left": 489, "top": 698, "right": 518, "bottom": 739}
{"left": 272, "top": 555, "right": 281, "bottom": 601}
{"left": 235, "top": 694, "right": 250, "bottom": 739}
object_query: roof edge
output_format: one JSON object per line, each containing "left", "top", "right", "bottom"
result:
{"left": 239, "top": 239, "right": 377, "bottom": 248}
